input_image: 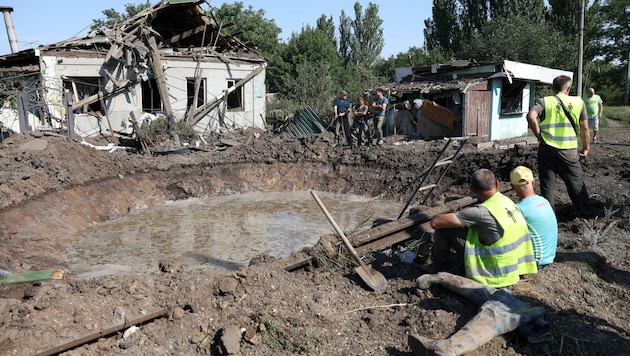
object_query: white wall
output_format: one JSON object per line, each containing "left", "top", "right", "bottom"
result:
{"left": 42, "top": 54, "right": 267, "bottom": 137}
{"left": 488, "top": 79, "right": 530, "bottom": 140}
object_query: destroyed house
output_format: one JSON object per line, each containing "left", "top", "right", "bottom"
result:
{"left": 0, "top": 0, "right": 267, "bottom": 138}
{"left": 382, "top": 60, "right": 572, "bottom": 141}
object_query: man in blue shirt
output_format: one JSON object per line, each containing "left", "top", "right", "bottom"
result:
{"left": 333, "top": 90, "right": 352, "bottom": 147}
{"left": 370, "top": 88, "right": 388, "bottom": 145}
{"left": 510, "top": 166, "right": 558, "bottom": 266}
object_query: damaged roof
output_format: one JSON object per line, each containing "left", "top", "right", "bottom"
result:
{"left": 384, "top": 77, "right": 484, "bottom": 95}
{"left": 383, "top": 59, "right": 572, "bottom": 94}
{"left": 0, "top": 0, "right": 264, "bottom": 68}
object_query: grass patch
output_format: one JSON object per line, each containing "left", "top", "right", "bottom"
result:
{"left": 252, "top": 307, "right": 318, "bottom": 353}
{"left": 603, "top": 106, "right": 630, "bottom": 125}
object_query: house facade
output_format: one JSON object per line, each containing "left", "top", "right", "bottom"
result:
{"left": 384, "top": 60, "right": 572, "bottom": 141}
{"left": 0, "top": 0, "right": 267, "bottom": 139}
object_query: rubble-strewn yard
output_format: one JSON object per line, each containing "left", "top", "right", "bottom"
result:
{"left": 0, "top": 125, "right": 629, "bottom": 355}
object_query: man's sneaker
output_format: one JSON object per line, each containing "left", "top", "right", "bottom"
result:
{"left": 593, "top": 136, "right": 598, "bottom": 143}
{"left": 377, "top": 140, "right": 384, "bottom": 145}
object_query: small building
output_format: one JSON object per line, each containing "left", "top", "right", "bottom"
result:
{"left": 381, "top": 60, "right": 572, "bottom": 141}
{"left": 0, "top": 0, "right": 267, "bottom": 139}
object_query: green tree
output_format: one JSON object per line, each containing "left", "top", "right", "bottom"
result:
{"left": 287, "top": 61, "right": 335, "bottom": 117}
{"left": 338, "top": 10, "right": 353, "bottom": 64}
{"left": 91, "top": 1, "right": 151, "bottom": 30}
{"left": 461, "top": 15, "right": 573, "bottom": 69}
{"left": 279, "top": 25, "right": 341, "bottom": 118}
{"left": 316, "top": 15, "right": 337, "bottom": 50}
{"left": 424, "top": 0, "right": 461, "bottom": 53}
{"left": 349, "top": 2, "right": 384, "bottom": 66}
{"left": 590, "top": 0, "right": 630, "bottom": 104}
{"left": 547, "top": 0, "right": 582, "bottom": 35}
{"left": 211, "top": 2, "right": 285, "bottom": 92}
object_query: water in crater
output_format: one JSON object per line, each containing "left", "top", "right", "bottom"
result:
{"left": 69, "top": 191, "right": 404, "bottom": 278}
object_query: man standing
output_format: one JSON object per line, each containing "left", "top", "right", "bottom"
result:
{"left": 333, "top": 90, "right": 352, "bottom": 147}
{"left": 352, "top": 96, "right": 371, "bottom": 146}
{"left": 582, "top": 87, "right": 604, "bottom": 143}
{"left": 510, "top": 166, "right": 558, "bottom": 267}
{"left": 370, "top": 88, "right": 388, "bottom": 145}
{"left": 422, "top": 169, "right": 538, "bottom": 288}
{"left": 526, "top": 75, "right": 597, "bottom": 218}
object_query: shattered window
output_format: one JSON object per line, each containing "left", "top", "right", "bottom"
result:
{"left": 226, "top": 79, "right": 243, "bottom": 110}
{"left": 141, "top": 79, "right": 162, "bottom": 113}
{"left": 500, "top": 79, "right": 525, "bottom": 114}
{"left": 63, "top": 77, "right": 104, "bottom": 114}
{"left": 186, "top": 77, "right": 206, "bottom": 110}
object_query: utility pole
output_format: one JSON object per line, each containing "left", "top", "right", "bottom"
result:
{"left": 577, "top": 0, "right": 585, "bottom": 97}
{"left": 0, "top": 6, "right": 18, "bottom": 53}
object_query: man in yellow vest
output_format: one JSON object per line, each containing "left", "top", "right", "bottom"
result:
{"left": 421, "top": 169, "right": 538, "bottom": 288}
{"left": 526, "top": 75, "right": 598, "bottom": 218}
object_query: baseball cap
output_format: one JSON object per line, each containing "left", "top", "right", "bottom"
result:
{"left": 340, "top": 90, "right": 348, "bottom": 96}
{"left": 510, "top": 166, "right": 534, "bottom": 186}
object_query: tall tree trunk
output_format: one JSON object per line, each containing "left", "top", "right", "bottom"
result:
{"left": 625, "top": 44, "right": 630, "bottom": 105}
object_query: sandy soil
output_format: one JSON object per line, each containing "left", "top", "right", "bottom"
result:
{"left": 0, "top": 123, "right": 629, "bottom": 356}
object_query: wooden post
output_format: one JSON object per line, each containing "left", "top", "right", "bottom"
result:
{"left": 99, "top": 92, "right": 117, "bottom": 143}
{"left": 64, "top": 90, "right": 75, "bottom": 140}
{"left": 147, "top": 35, "right": 180, "bottom": 146}
{"left": 129, "top": 111, "right": 151, "bottom": 155}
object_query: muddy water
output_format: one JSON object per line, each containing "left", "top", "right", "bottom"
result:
{"left": 69, "top": 191, "right": 404, "bottom": 278}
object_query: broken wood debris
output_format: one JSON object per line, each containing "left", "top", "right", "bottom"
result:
{"left": 0, "top": 269, "right": 63, "bottom": 284}
{"left": 286, "top": 186, "right": 513, "bottom": 273}
{"left": 33, "top": 308, "right": 169, "bottom": 356}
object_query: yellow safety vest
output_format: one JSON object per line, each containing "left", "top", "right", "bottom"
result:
{"left": 464, "top": 192, "right": 538, "bottom": 288}
{"left": 540, "top": 93, "right": 583, "bottom": 149}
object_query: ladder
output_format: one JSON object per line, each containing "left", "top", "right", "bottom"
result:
{"left": 397, "top": 137, "right": 469, "bottom": 219}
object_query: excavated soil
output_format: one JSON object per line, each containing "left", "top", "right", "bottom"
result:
{"left": 0, "top": 126, "right": 629, "bottom": 356}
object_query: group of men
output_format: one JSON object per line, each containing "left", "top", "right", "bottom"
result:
{"left": 332, "top": 88, "right": 388, "bottom": 148}
{"left": 422, "top": 75, "right": 601, "bottom": 289}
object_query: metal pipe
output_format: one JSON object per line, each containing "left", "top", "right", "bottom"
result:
{"left": 0, "top": 6, "right": 18, "bottom": 53}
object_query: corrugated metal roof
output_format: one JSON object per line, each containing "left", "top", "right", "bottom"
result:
{"left": 383, "top": 78, "right": 484, "bottom": 94}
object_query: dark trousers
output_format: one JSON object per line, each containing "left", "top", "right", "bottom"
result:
{"left": 353, "top": 117, "right": 371, "bottom": 146}
{"left": 537, "top": 144, "right": 593, "bottom": 216}
{"left": 430, "top": 228, "right": 467, "bottom": 275}
{"left": 335, "top": 115, "right": 353, "bottom": 146}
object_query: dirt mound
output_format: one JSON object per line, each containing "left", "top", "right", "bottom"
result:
{"left": 0, "top": 128, "right": 629, "bottom": 355}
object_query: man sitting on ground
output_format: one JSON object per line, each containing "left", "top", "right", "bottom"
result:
{"left": 510, "top": 166, "right": 558, "bottom": 267}
{"left": 422, "top": 168, "right": 538, "bottom": 288}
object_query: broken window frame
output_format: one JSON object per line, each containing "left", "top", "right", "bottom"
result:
{"left": 226, "top": 78, "right": 244, "bottom": 111}
{"left": 63, "top": 77, "right": 104, "bottom": 114}
{"left": 500, "top": 79, "right": 526, "bottom": 115}
{"left": 141, "top": 78, "right": 163, "bottom": 114}
{"left": 186, "top": 77, "right": 206, "bottom": 110}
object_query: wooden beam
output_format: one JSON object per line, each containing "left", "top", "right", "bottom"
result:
{"left": 33, "top": 308, "right": 168, "bottom": 356}
{"left": 72, "top": 79, "right": 134, "bottom": 111}
{"left": 191, "top": 64, "right": 265, "bottom": 124}
{"left": 147, "top": 35, "right": 180, "bottom": 146}
{"left": 0, "top": 269, "right": 63, "bottom": 284}
{"left": 285, "top": 195, "right": 481, "bottom": 272}
{"left": 166, "top": 24, "right": 209, "bottom": 45}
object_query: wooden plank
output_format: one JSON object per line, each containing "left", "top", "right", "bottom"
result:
{"left": 0, "top": 269, "right": 63, "bottom": 284}
{"left": 166, "top": 24, "right": 208, "bottom": 45}
{"left": 33, "top": 308, "right": 168, "bottom": 356}
{"left": 147, "top": 35, "right": 180, "bottom": 146}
